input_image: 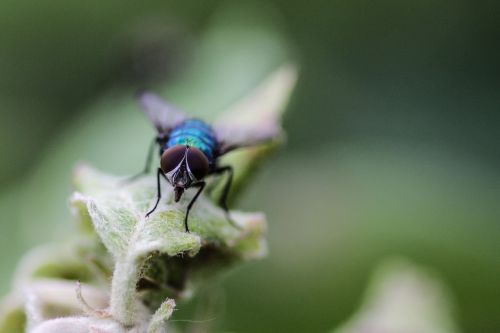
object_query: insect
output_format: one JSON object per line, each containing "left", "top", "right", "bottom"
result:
{"left": 132, "top": 92, "right": 280, "bottom": 233}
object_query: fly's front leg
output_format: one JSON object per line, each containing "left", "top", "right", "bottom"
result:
{"left": 146, "top": 168, "right": 167, "bottom": 217}
{"left": 125, "top": 136, "right": 160, "bottom": 182}
{"left": 213, "top": 166, "right": 241, "bottom": 230}
{"left": 184, "top": 181, "right": 206, "bottom": 233}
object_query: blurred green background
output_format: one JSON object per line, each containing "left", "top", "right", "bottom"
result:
{"left": 1, "top": 1, "right": 499, "bottom": 332}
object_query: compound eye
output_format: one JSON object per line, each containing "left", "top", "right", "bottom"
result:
{"left": 160, "top": 145, "right": 186, "bottom": 173}
{"left": 186, "top": 147, "right": 209, "bottom": 180}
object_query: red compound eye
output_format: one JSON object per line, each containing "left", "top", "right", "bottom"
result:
{"left": 186, "top": 147, "right": 209, "bottom": 180}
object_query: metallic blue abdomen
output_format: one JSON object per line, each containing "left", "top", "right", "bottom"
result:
{"left": 166, "top": 119, "right": 218, "bottom": 161}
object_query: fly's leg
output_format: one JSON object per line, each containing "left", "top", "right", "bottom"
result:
{"left": 184, "top": 182, "right": 206, "bottom": 233}
{"left": 213, "top": 166, "right": 241, "bottom": 230}
{"left": 146, "top": 168, "right": 167, "bottom": 217}
{"left": 125, "top": 136, "right": 160, "bottom": 182}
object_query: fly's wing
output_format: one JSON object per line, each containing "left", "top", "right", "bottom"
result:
{"left": 138, "top": 92, "right": 186, "bottom": 134}
{"left": 213, "top": 64, "right": 298, "bottom": 155}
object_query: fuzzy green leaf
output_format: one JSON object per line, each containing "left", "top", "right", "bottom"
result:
{"left": 71, "top": 164, "right": 267, "bottom": 326}
{"left": 147, "top": 299, "right": 175, "bottom": 333}
{"left": 71, "top": 165, "right": 266, "bottom": 261}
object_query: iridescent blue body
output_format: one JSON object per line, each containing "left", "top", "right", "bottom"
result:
{"left": 164, "top": 119, "right": 218, "bottom": 165}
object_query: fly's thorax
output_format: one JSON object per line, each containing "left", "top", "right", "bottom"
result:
{"left": 160, "top": 145, "right": 209, "bottom": 188}
{"left": 166, "top": 119, "right": 218, "bottom": 161}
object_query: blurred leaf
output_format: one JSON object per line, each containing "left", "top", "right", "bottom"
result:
{"left": 0, "top": 280, "right": 108, "bottom": 333}
{"left": 12, "top": 244, "right": 93, "bottom": 287}
{"left": 0, "top": 300, "right": 25, "bottom": 333}
{"left": 212, "top": 63, "right": 298, "bottom": 202}
{"left": 333, "top": 258, "right": 460, "bottom": 333}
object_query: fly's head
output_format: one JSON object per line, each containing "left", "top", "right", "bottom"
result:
{"left": 160, "top": 145, "right": 209, "bottom": 202}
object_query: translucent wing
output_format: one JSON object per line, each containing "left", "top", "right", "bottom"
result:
{"left": 138, "top": 92, "right": 186, "bottom": 134}
{"left": 214, "top": 64, "right": 298, "bottom": 154}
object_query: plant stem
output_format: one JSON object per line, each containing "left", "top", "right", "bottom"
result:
{"left": 109, "top": 257, "right": 143, "bottom": 327}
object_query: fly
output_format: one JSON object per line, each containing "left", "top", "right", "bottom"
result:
{"left": 130, "top": 92, "right": 280, "bottom": 232}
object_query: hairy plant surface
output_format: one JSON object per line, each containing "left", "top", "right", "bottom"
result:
{"left": 0, "top": 65, "right": 297, "bottom": 333}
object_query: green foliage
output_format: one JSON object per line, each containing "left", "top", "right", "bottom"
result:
{"left": 2, "top": 1, "right": 496, "bottom": 331}
{"left": 0, "top": 63, "right": 297, "bottom": 332}
{"left": 72, "top": 165, "right": 268, "bottom": 326}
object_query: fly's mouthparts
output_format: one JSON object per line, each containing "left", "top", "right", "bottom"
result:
{"left": 174, "top": 187, "right": 184, "bottom": 202}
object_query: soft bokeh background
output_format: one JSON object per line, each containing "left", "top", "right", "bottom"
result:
{"left": 1, "top": 1, "right": 499, "bottom": 332}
